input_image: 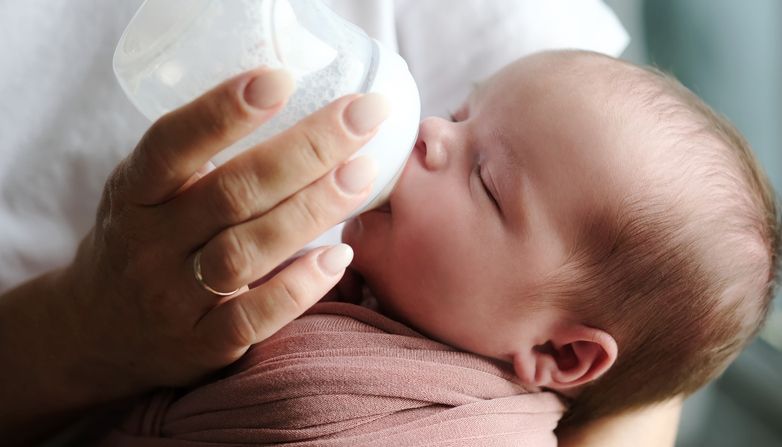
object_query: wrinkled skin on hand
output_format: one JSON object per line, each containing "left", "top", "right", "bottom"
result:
{"left": 58, "top": 67, "right": 387, "bottom": 394}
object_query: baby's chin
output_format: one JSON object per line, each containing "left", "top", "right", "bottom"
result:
{"left": 346, "top": 265, "right": 408, "bottom": 325}
{"left": 340, "top": 214, "right": 418, "bottom": 326}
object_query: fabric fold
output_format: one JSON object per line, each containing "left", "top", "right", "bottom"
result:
{"left": 101, "top": 302, "right": 564, "bottom": 446}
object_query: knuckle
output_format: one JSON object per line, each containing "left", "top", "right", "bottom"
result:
{"left": 140, "top": 121, "right": 180, "bottom": 184}
{"left": 199, "top": 99, "right": 233, "bottom": 142}
{"left": 296, "top": 126, "right": 333, "bottom": 171}
{"left": 147, "top": 154, "right": 179, "bottom": 192}
{"left": 211, "top": 170, "right": 257, "bottom": 222}
{"left": 276, "top": 277, "right": 310, "bottom": 311}
{"left": 121, "top": 128, "right": 180, "bottom": 205}
{"left": 215, "top": 229, "right": 254, "bottom": 282}
{"left": 226, "top": 301, "right": 259, "bottom": 347}
{"left": 291, "top": 193, "right": 331, "bottom": 230}
{"left": 202, "top": 87, "right": 253, "bottom": 139}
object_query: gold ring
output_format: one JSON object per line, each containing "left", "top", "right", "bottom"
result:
{"left": 193, "top": 250, "right": 241, "bottom": 296}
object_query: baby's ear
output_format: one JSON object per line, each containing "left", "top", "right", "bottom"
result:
{"left": 512, "top": 325, "right": 617, "bottom": 390}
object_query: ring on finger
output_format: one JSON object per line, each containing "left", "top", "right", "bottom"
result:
{"left": 193, "top": 250, "right": 241, "bottom": 296}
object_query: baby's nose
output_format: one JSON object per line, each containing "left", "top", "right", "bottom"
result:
{"left": 416, "top": 118, "right": 449, "bottom": 171}
{"left": 415, "top": 138, "right": 447, "bottom": 171}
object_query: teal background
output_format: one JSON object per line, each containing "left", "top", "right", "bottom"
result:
{"left": 605, "top": 1, "right": 782, "bottom": 445}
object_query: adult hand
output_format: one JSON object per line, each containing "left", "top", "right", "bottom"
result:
{"left": 0, "top": 66, "right": 388, "bottom": 437}
{"left": 72, "top": 66, "right": 389, "bottom": 387}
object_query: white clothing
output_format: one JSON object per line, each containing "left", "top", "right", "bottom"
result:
{"left": 0, "top": 0, "right": 627, "bottom": 292}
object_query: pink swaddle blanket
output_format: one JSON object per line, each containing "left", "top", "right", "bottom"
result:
{"left": 102, "top": 302, "right": 565, "bottom": 446}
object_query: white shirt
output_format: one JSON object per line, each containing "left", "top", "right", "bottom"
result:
{"left": 0, "top": 0, "right": 627, "bottom": 292}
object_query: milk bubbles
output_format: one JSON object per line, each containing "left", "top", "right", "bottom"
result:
{"left": 114, "top": 0, "right": 375, "bottom": 162}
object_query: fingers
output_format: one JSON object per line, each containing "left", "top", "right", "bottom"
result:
{"left": 196, "top": 244, "right": 353, "bottom": 349}
{"left": 193, "top": 155, "right": 376, "bottom": 293}
{"left": 174, "top": 161, "right": 216, "bottom": 196}
{"left": 168, "top": 93, "right": 389, "bottom": 249}
{"left": 118, "top": 67, "right": 295, "bottom": 205}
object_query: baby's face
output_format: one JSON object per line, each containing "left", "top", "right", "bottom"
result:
{"left": 343, "top": 52, "right": 640, "bottom": 360}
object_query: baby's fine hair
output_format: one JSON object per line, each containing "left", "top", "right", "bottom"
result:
{"left": 544, "top": 51, "right": 781, "bottom": 429}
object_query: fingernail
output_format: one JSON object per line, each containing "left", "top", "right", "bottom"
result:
{"left": 343, "top": 93, "right": 390, "bottom": 135}
{"left": 243, "top": 69, "right": 295, "bottom": 110}
{"left": 335, "top": 156, "right": 377, "bottom": 194}
{"left": 318, "top": 244, "right": 354, "bottom": 276}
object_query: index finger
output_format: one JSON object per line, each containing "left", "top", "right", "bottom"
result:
{"left": 168, "top": 92, "right": 389, "bottom": 249}
{"left": 118, "top": 67, "right": 295, "bottom": 205}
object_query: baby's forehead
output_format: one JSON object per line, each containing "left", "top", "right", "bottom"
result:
{"left": 480, "top": 52, "right": 711, "bottom": 181}
{"left": 495, "top": 52, "right": 705, "bottom": 220}
{"left": 494, "top": 51, "right": 660, "bottom": 113}
{"left": 488, "top": 52, "right": 660, "bottom": 159}
{"left": 491, "top": 51, "right": 617, "bottom": 93}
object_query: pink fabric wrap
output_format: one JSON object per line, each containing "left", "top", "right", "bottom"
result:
{"left": 101, "top": 303, "right": 565, "bottom": 446}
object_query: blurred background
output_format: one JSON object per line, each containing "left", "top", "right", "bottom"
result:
{"left": 603, "top": 0, "right": 782, "bottom": 445}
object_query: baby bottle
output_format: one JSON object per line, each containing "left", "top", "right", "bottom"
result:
{"left": 113, "top": 0, "right": 421, "bottom": 216}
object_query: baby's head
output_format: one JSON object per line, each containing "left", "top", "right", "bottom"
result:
{"left": 343, "top": 50, "right": 779, "bottom": 427}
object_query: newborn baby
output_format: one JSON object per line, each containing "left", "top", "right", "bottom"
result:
{"left": 342, "top": 49, "right": 779, "bottom": 427}
{"left": 106, "top": 50, "right": 779, "bottom": 445}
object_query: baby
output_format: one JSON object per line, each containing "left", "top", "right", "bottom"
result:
{"left": 341, "top": 49, "right": 780, "bottom": 428}
{"left": 105, "top": 50, "right": 779, "bottom": 444}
